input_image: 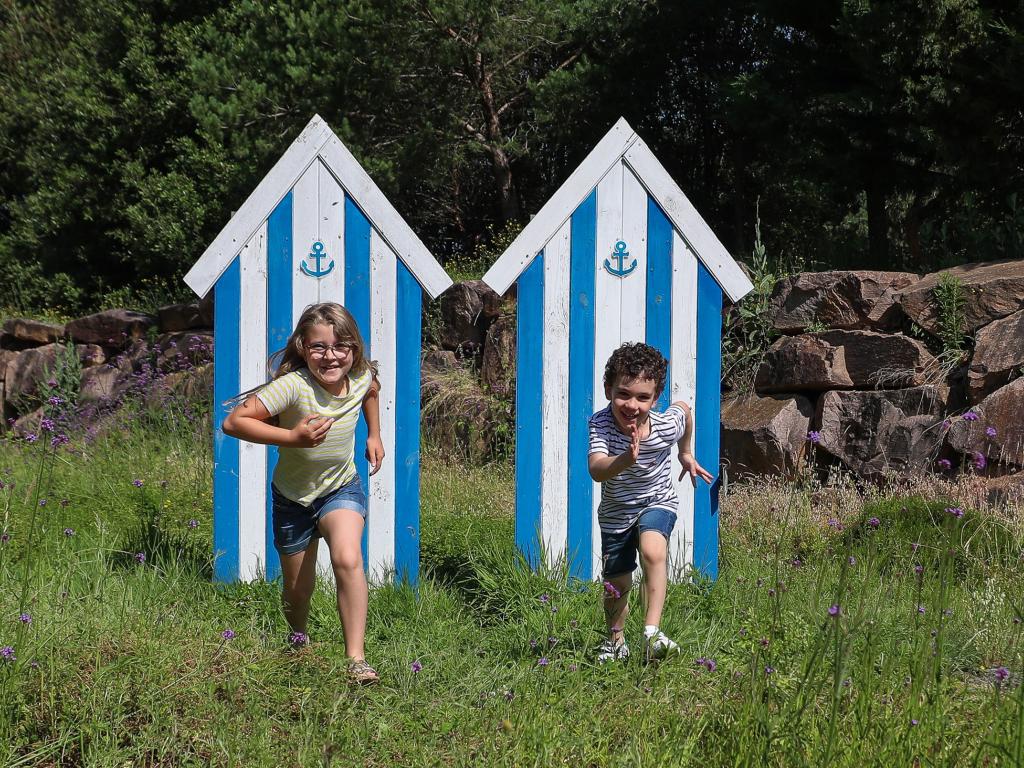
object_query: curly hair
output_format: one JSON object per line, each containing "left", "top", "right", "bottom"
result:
{"left": 602, "top": 342, "right": 668, "bottom": 396}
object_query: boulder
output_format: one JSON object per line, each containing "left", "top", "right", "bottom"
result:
{"left": 198, "top": 292, "right": 215, "bottom": 327}
{"left": 754, "top": 335, "right": 853, "bottom": 393}
{"left": 65, "top": 309, "right": 155, "bottom": 347}
{"left": 422, "top": 349, "right": 459, "bottom": 373}
{"left": 438, "top": 280, "right": 504, "bottom": 353}
{"left": 0, "top": 350, "right": 17, "bottom": 384}
{"left": 3, "top": 343, "right": 109, "bottom": 410}
{"left": 79, "top": 365, "right": 122, "bottom": 403}
{"left": 817, "top": 330, "right": 940, "bottom": 389}
{"left": 151, "top": 332, "right": 214, "bottom": 373}
{"left": 78, "top": 344, "right": 106, "bottom": 368}
{"left": 967, "top": 309, "right": 1024, "bottom": 403}
{"left": 158, "top": 303, "right": 208, "bottom": 332}
{"left": 2, "top": 318, "right": 64, "bottom": 345}
{"left": 721, "top": 393, "right": 814, "bottom": 477}
{"left": 769, "top": 271, "right": 919, "bottom": 333}
{"left": 946, "top": 378, "right": 1024, "bottom": 469}
{"left": 815, "top": 386, "right": 949, "bottom": 477}
{"left": 481, "top": 314, "right": 516, "bottom": 399}
{"left": 895, "top": 258, "right": 1024, "bottom": 336}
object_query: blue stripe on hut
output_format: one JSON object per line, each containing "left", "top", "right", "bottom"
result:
{"left": 482, "top": 118, "right": 753, "bottom": 582}
{"left": 185, "top": 115, "right": 452, "bottom": 584}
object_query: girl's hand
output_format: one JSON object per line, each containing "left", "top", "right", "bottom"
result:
{"left": 678, "top": 451, "right": 714, "bottom": 486}
{"left": 366, "top": 435, "right": 385, "bottom": 476}
{"left": 291, "top": 414, "right": 334, "bottom": 447}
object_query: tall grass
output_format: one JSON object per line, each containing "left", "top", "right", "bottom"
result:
{"left": 0, "top": 411, "right": 1022, "bottom": 765}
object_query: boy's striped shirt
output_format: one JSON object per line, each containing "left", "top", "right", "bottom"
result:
{"left": 588, "top": 404, "right": 686, "bottom": 533}
{"left": 257, "top": 367, "right": 371, "bottom": 505}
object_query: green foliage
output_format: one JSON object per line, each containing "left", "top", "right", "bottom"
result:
{"left": 933, "top": 273, "right": 968, "bottom": 366}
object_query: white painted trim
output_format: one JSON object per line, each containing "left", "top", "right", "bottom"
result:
{"left": 238, "top": 224, "right": 268, "bottom": 581}
{"left": 291, "top": 163, "right": 320, "bottom": 326}
{"left": 185, "top": 115, "right": 334, "bottom": 298}
{"left": 619, "top": 165, "right": 647, "bottom": 343}
{"left": 367, "top": 230, "right": 398, "bottom": 583}
{"left": 623, "top": 138, "right": 753, "bottom": 304}
{"left": 540, "top": 221, "right": 572, "bottom": 566}
{"left": 482, "top": 118, "right": 639, "bottom": 296}
{"left": 669, "top": 233, "right": 698, "bottom": 580}
{"left": 318, "top": 160, "right": 346, "bottom": 304}
{"left": 318, "top": 135, "right": 453, "bottom": 300}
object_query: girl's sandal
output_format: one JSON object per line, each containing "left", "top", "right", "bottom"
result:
{"left": 347, "top": 659, "right": 380, "bottom": 685}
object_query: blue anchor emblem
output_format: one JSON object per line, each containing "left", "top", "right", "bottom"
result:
{"left": 300, "top": 241, "right": 335, "bottom": 278}
{"left": 604, "top": 240, "right": 637, "bottom": 278}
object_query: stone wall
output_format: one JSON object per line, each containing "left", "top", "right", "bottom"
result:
{"left": 721, "top": 259, "right": 1024, "bottom": 487}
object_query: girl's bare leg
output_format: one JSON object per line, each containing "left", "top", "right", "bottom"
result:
{"left": 279, "top": 539, "right": 320, "bottom": 634}
{"left": 318, "top": 508, "right": 368, "bottom": 660}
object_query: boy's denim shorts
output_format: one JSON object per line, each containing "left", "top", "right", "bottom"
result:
{"left": 600, "top": 506, "right": 677, "bottom": 579}
{"left": 271, "top": 476, "right": 367, "bottom": 556}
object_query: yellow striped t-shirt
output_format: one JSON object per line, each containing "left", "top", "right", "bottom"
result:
{"left": 256, "top": 367, "right": 372, "bottom": 505}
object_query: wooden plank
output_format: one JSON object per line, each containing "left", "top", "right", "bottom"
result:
{"left": 694, "top": 262, "right": 722, "bottom": 579}
{"left": 291, "top": 163, "right": 320, "bottom": 327}
{"left": 619, "top": 165, "right": 648, "bottom": 346}
{"left": 394, "top": 261, "right": 421, "bottom": 585}
{"left": 669, "top": 231, "right": 698, "bottom": 580}
{"left": 482, "top": 119, "right": 639, "bottom": 296}
{"left": 319, "top": 137, "right": 452, "bottom": 299}
{"left": 540, "top": 220, "right": 571, "bottom": 565}
{"left": 515, "top": 253, "right": 545, "bottom": 567}
{"left": 367, "top": 230, "right": 397, "bottom": 584}
{"left": 212, "top": 257, "right": 241, "bottom": 583}
{"left": 593, "top": 161, "right": 624, "bottom": 410}
{"left": 317, "top": 159, "right": 346, "bottom": 305}
{"left": 265, "top": 193, "right": 293, "bottom": 582}
{"left": 567, "top": 191, "right": 597, "bottom": 581}
{"left": 623, "top": 139, "right": 753, "bottom": 304}
{"left": 238, "top": 223, "right": 268, "bottom": 581}
{"left": 344, "top": 195, "right": 372, "bottom": 568}
{"left": 645, "top": 198, "right": 673, "bottom": 410}
{"left": 186, "top": 115, "right": 333, "bottom": 298}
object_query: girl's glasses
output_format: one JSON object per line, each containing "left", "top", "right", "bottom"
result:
{"left": 306, "top": 342, "right": 353, "bottom": 358}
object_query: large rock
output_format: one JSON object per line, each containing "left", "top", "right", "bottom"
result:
{"left": 79, "top": 365, "right": 122, "bottom": 403}
{"left": 755, "top": 335, "right": 853, "bottom": 393}
{"left": 815, "top": 386, "right": 949, "bottom": 477}
{"left": 895, "top": 258, "right": 1024, "bottom": 336}
{"left": 158, "top": 303, "right": 209, "bottom": 332}
{"left": 152, "top": 332, "right": 214, "bottom": 373}
{"left": 481, "top": 314, "right": 516, "bottom": 399}
{"left": 438, "top": 280, "right": 504, "bottom": 352}
{"left": 967, "top": 309, "right": 1024, "bottom": 403}
{"left": 721, "top": 394, "right": 814, "bottom": 477}
{"left": 3, "top": 344, "right": 101, "bottom": 410}
{"left": 2, "top": 318, "right": 64, "bottom": 345}
{"left": 65, "top": 309, "right": 155, "bottom": 347}
{"left": 947, "top": 378, "right": 1024, "bottom": 469}
{"left": 769, "top": 271, "right": 919, "bottom": 333}
{"left": 0, "top": 350, "right": 16, "bottom": 384}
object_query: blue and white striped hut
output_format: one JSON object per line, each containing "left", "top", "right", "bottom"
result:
{"left": 482, "top": 118, "right": 753, "bottom": 582}
{"left": 185, "top": 115, "right": 452, "bottom": 584}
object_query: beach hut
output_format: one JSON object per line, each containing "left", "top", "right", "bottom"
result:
{"left": 185, "top": 115, "right": 451, "bottom": 584}
{"left": 482, "top": 118, "right": 753, "bottom": 581}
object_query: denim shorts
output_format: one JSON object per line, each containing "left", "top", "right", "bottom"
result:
{"left": 600, "top": 506, "right": 677, "bottom": 579}
{"left": 271, "top": 476, "right": 367, "bottom": 555}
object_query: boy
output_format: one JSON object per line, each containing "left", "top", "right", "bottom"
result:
{"left": 588, "top": 342, "right": 713, "bottom": 662}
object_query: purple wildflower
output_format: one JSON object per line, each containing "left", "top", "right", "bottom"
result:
{"left": 539, "top": 594, "right": 550, "bottom": 604}
{"left": 914, "top": 564, "right": 924, "bottom": 575}
{"left": 38, "top": 498, "right": 47, "bottom": 507}
{"left": 910, "top": 718, "right": 919, "bottom": 727}
{"left": 995, "top": 667, "right": 1010, "bottom": 683}
{"left": 826, "top": 518, "right": 842, "bottom": 530}
{"left": 550, "top": 604, "right": 558, "bottom": 614}
{"left": 963, "top": 411, "right": 980, "bottom": 422}
{"left": 47, "top": 395, "right": 63, "bottom": 407}
{"left": 132, "top": 479, "right": 144, "bottom": 488}
{"left": 547, "top": 637, "right": 558, "bottom": 647}
{"left": 529, "top": 639, "right": 538, "bottom": 650}
{"left": 828, "top": 604, "right": 840, "bottom": 617}
{"left": 18, "top": 613, "right": 31, "bottom": 624}
{"left": 51, "top": 434, "right": 69, "bottom": 448}
{"left": 46, "top": 378, "right": 57, "bottom": 388}
{"left": 768, "top": 588, "right": 776, "bottom": 597}
{"left": 187, "top": 519, "right": 199, "bottom": 530}
{"left": 537, "top": 657, "right": 549, "bottom": 667}
{"left": 411, "top": 660, "right": 423, "bottom": 673}
{"left": 288, "top": 631, "right": 309, "bottom": 648}
{"left": 134, "top": 552, "right": 146, "bottom": 564}
{"left": 63, "top": 528, "right": 74, "bottom": 537}
{"left": 568, "top": 663, "right": 578, "bottom": 672}
{"left": 986, "top": 426, "right": 997, "bottom": 438}
{"left": 973, "top": 452, "right": 987, "bottom": 470}
{"left": 867, "top": 517, "right": 880, "bottom": 529}
{"left": 917, "top": 605, "right": 926, "bottom": 615}
{"left": 791, "top": 558, "right": 802, "bottom": 568}
{"left": 765, "top": 666, "right": 775, "bottom": 675}
{"left": 946, "top": 506, "right": 965, "bottom": 519}
{"left": 1, "top": 646, "right": 14, "bottom": 662}
{"left": 848, "top": 556, "right": 857, "bottom": 566}
{"left": 24, "top": 433, "right": 37, "bottom": 444}
{"left": 603, "top": 581, "right": 621, "bottom": 599}
{"left": 0, "top": 533, "right": 9, "bottom": 544}
{"left": 221, "top": 629, "right": 235, "bottom": 640}
{"left": 807, "top": 430, "right": 821, "bottom": 444}
{"left": 39, "top": 418, "right": 54, "bottom": 433}
{"left": 937, "top": 458, "right": 952, "bottom": 471}
{"left": 911, "top": 542, "right": 920, "bottom": 553}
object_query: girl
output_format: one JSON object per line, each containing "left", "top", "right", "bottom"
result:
{"left": 222, "top": 302, "right": 384, "bottom": 684}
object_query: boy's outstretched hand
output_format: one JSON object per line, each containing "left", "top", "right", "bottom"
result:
{"left": 627, "top": 423, "right": 641, "bottom": 464}
{"left": 678, "top": 451, "right": 714, "bottom": 486}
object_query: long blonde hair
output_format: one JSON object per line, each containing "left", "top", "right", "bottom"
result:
{"left": 226, "top": 302, "right": 376, "bottom": 407}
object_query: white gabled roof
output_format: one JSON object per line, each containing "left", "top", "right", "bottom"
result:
{"left": 185, "top": 114, "right": 452, "bottom": 300}
{"left": 481, "top": 117, "right": 754, "bottom": 304}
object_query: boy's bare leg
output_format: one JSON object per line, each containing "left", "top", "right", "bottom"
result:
{"left": 639, "top": 531, "right": 669, "bottom": 628}
{"left": 279, "top": 540, "right": 320, "bottom": 634}
{"left": 604, "top": 572, "right": 633, "bottom": 644}
{"left": 318, "top": 508, "right": 369, "bottom": 660}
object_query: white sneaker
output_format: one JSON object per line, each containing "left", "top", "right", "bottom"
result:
{"left": 645, "top": 631, "right": 679, "bottom": 661}
{"left": 596, "top": 638, "right": 630, "bottom": 664}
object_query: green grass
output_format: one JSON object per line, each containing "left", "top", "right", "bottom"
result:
{"left": 1, "top": 415, "right": 1023, "bottom": 766}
